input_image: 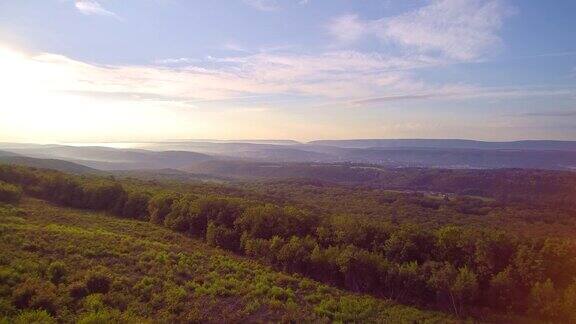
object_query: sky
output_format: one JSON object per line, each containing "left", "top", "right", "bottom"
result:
{"left": 0, "top": 0, "right": 575, "bottom": 143}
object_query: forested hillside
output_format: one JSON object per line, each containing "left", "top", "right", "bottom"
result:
{"left": 0, "top": 199, "right": 456, "bottom": 323}
{"left": 187, "top": 161, "right": 576, "bottom": 208}
{"left": 1, "top": 163, "right": 575, "bottom": 322}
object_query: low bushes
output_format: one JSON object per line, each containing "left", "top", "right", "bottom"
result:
{"left": 0, "top": 181, "right": 22, "bottom": 204}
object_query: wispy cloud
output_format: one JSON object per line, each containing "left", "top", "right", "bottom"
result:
{"left": 0, "top": 45, "right": 463, "bottom": 107}
{"left": 243, "top": 0, "right": 279, "bottom": 11}
{"left": 522, "top": 110, "right": 576, "bottom": 117}
{"left": 154, "top": 57, "right": 203, "bottom": 65}
{"left": 222, "top": 41, "right": 250, "bottom": 53}
{"left": 3, "top": 44, "right": 574, "bottom": 141}
{"left": 75, "top": 0, "right": 119, "bottom": 18}
{"left": 327, "top": 14, "right": 367, "bottom": 45}
{"left": 352, "top": 93, "right": 449, "bottom": 105}
{"left": 381, "top": 0, "right": 514, "bottom": 60}
{"left": 328, "top": 0, "right": 515, "bottom": 61}
{"left": 351, "top": 85, "right": 576, "bottom": 106}
{"left": 5, "top": 44, "right": 572, "bottom": 112}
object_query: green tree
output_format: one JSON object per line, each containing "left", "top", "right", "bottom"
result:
{"left": 452, "top": 266, "right": 479, "bottom": 309}
{"left": 235, "top": 204, "right": 316, "bottom": 240}
{"left": 122, "top": 191, "right": 151, "bottom": 220}
{"left": 530, "top": 279, "right": 559, "bottom": 319}
{"left": 383, "top": 224, "right": 433, "bottom": 263}
{"left": 206, "top": 221, "right": 240, "bottom": 251}
{"left": 276, "top": 236, "right": 317, "bottom": 273}
{"left": 427, "top": 263, "right": 477, "bottom": 316}
{"left": 148, "top": 192, "right": 180, "bottom": 225}
{"left": 82, "top": 181, "right": 125, "bottom": 211}
{"left": 435, "top": 226, "right": 469, "bottom": 267}
{"left": 0, "top": 181, "right": 22, "bottom": 203}
{"left": 487, "top": 267, "right": 517, "bottom": 311}
{"left": 559, "top": 281, "right": 576, "bottom": 322}
{"left": 164, "top": 197, "right": 194, "bottom": 233}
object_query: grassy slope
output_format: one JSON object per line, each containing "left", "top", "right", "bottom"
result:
{"left": 0, "top": 198, "right": 455, "bottom": 323}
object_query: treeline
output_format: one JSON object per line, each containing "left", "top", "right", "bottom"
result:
{"left": 1, "top": 164, "right": 575, "bottom": 321}
{"left": 190, "top": 161, "right": 576, "bottom": 209}
{"left": 370, "top": 168, "right": 576, "bottom": 209}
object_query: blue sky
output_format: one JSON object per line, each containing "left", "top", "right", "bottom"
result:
{"left": 0, "top": 0, "right": 575, "bottom": 142}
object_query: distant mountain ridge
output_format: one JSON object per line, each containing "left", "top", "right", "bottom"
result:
{"left": 0, "top": 144, "right": 212, "bottom": 170}
{"left": 0, "top": 153, "right": 99, "bottom": 174}
{"left": 2, "top": 139, "right": 576, "bottom": 172}
{"left": 308, "top": 139, "right": 576, "bottom": 150}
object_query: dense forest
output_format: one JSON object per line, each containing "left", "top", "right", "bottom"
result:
{"left": 1, "top": 163, "right": 576, "bottom": 322}
{"left": 186, "top": 161, "right": 576, "bottom": 208}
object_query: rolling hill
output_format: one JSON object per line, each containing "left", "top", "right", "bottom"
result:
{"left": 3, "top": 139, "right": 576, "bottom": 171}
{"left": 0, "top": 198, "right": 455, "bottom": 323}
{"left": 1, "top": 162, "right": 573, "bottom": 322}
{"left": 0, "top": 144, "right": 212, "bottom": 170}
{"left": 309, "top": 139, "right": 576, "bottom": 150}
{"left": 0, "top": 153, "right": 99, "bottom": 174}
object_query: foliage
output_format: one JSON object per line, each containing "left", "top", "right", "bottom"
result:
{"left": 0, "top": 199, "right": 452, "bottom": 323}
{"left": 1, "top": 163, "right": 576, "bottom": 322}
{"left": 47, "top": 262, "right": 67, "bottom": 284}
{"left": 0, "top": 181, "right": 22, "bottom": 204}
{"left": 12, "top": 309, "right": 56, "bottom": 324}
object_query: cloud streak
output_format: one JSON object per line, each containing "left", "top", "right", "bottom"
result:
{"left": 243, "top": 0, "right": 279, "bottom": 11}
{"left": 352, "top": 85, "right": 576, "bottom": 106}
{"left": 522, "top": 110, "right": 576, "bottom": 117}
{"left": 3, "top": 44, "right": 572, "bottom": 113}
{"left": 75, "top": 0, "right": 119, "bottom": 18}
{"left": 328, "top": 0, "right": 514, "bottom": 61}
{"left": 327, "top": 14, "right": 367, "bottom": 45}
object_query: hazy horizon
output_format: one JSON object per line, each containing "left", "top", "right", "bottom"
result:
{"left": 3, "top": 137, "right": 576, "bottom": 148}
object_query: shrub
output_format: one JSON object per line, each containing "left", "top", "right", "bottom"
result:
{"left": 11, "top": 279, "right": 58, "bottom": 314}
{"left": 83, "top": 294, "right": 105, "bottom": 312}
{"left": 78, "top": 310, "right": 149, "bottom": 324}
{"left": 314, "top": 296, "right": 375, "bottom": 322}
{"left": 77, "top": 309, "right": 120, "bottom": 324}
{"left": 269, "top": 286, "right": 294, "bottom": 301}
{"left": 0, "top": 297, "right": 15, "bottom": 316}
{"left": 0, "top": 266, "right": 21, "bottom": 286}
{"left": 0, "top": 181, "right": 22, "bottom": 204}
{"left": 47, "top": 261, "right": 67, "bottom": 284}
{"left": 84, "top": 270, "right": 111, "bottom": 294}
{"left": 68, "top": 281, "right": 88, "bottom": 301}
{"left": 133, "top": 277, "right": 158, "bottom": 302}
{"left": 164, "top": 284, "right": 187, "bottom": 311}
{"left": 13, "top": 309, "right": 56, "bottom": 324}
